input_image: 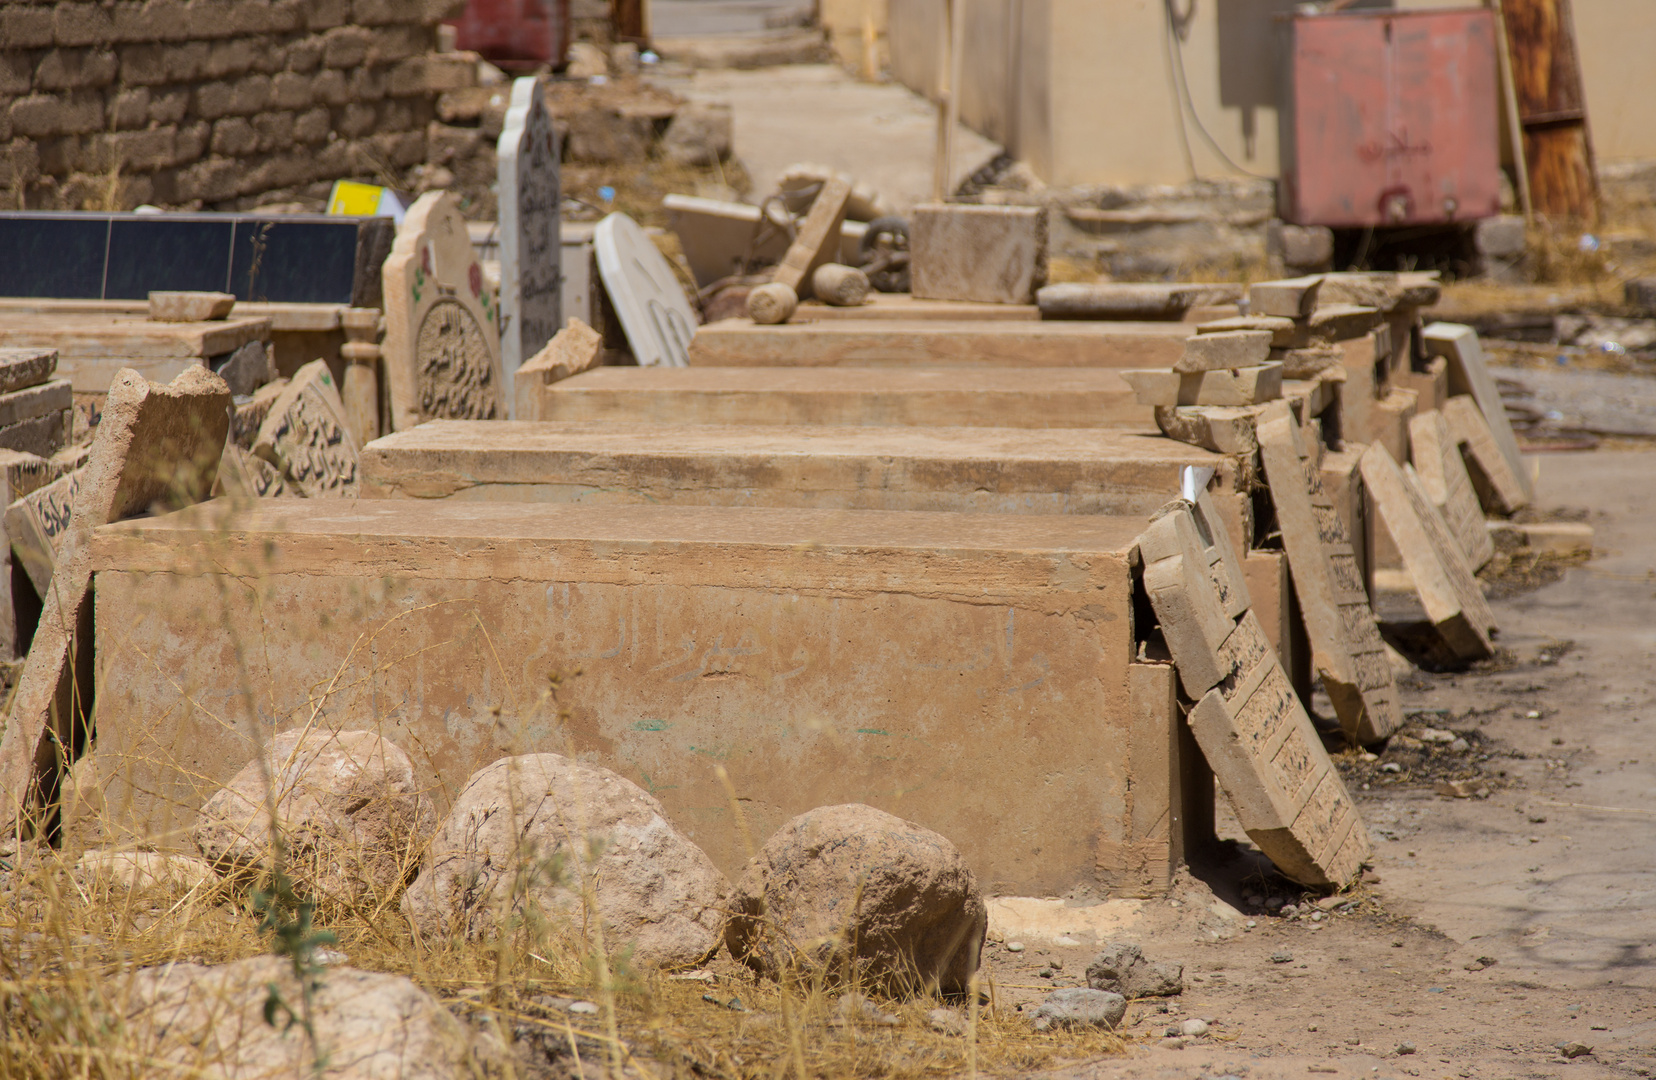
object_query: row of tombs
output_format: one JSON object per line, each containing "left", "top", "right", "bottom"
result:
{"left": 0, "top": 185, "right": 1537, "bottom": 902}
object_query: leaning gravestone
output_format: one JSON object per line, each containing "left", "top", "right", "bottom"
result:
{"left": 0, "top": 365, "right": 231, "bottom": 837}
{"left": 382, "top": 192, "right": 505, "bottom": 431}
{"left": 1409, "top": 410, "right": 1495, "bottom": 570}
{"left": 497, "top": 75, "right": 561, "bottom": 406}
{"left": 5, "top": 466, "right": 81, "bottom": 595}
{"left": 1257, "top": 406, "right": 1402, "bottom": 746}
{"left": 251, "top": 359, "right": 360, "bottom": 498}
{"left": 594, "top": 212, "right": 697, "bottom": 367}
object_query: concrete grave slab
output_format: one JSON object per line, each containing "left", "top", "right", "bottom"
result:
{"left": 0, "top": 365, "right": 230, "bottom": 836}
{"left": 1359, "top": 443, "right": 1497, "bottom": 661}
{"left": 1152, "top": 405, "right": 1269, "bottom": 455}
{"left": 793, "top": 294, "right": 1038, "bottom": 322}
{"left": 1442, "top": 395, "right": 1530, "bottom": 515}
{"left": 497, "top": 76, "right": 562, "bottom": 397}
{"left": 251, "top": 360, "right": 360, "bottom": 498}
{"left": 594, "top": 212, "right": 697, "bottom": 368}
{"left": 1410, "top": 410, "right": 1495, "bottom": 570}
{"left": 0, "top": 381, "right": 75, "bottom": 431}
{"left": 1367, "top": 386, "right": 1418, "bottom": 468}
{"left": 1258, "top": 408, "right": 1402, "bottom": 745}
{"left": 1139, "top": 502, "right": 1369, "bottom": 889}
{"left": 359, "top": 420, "right": 1243, "bottom": 519}
{"left": 1038, "top": 283, "right": 1241, "bottom": 321}
{"left": 0, "top": 449, "right": 64, "bottom": 501}
{"left": 1424, "top": 323, "right": 1532, "bottom": 500}
{"left": 88, "top": 500, "right": 1185, "bottom": 896}
{"left": 1121, "top": 364, "right": 1283, "bottom": 407}
{"left": 382, "top": 192, "right": 506, "bottom": 431}
{"left": 687, "top": 320, "right": 1193, "bottom": 368}
{"left": 0, "top": 314, "right": 271, "bottom": 393}
{"left": 772, "top": 176, "right": 853, "bottom": 299}
{"left": 911, "top": 204, "right": 1048, "bottom": 305}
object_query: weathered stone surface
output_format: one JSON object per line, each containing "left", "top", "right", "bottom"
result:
{"left": 660, "top": 101, "right": 734, "bottom": 166}
{"left": 1039, "top": 283, "right": 1241, "bottom": 320}
{"left": 1442, "top": 394, "right": 1530, "bottom": 514}
{"left": 211, "top": 339, "right": 275, "bottom": 398}
{"left": 1153, "top": 404, "right": 1266, "bottom": 454}
{"left": 1249, "top": 276, "right": 1323, "bottom": 318}
{"left": 727, "top": 803, "right": 986, "bottom": 993}
{"left": 0, "top": 379, "right": 71, "bottom": 430}
{"left": 812, "top": 263, "right": 870, "bottom": 307}
{"left": 747, "top": 281, "right": 798, "bottom": 325}
{"left": 497, "top": 75, "right": 561, "bottom": 394}
{"left": 148, "top": 291, "right": 236, "bottom": 323}
{"left": 0, "top": 448, "right": 62, "bottom": 500}
{"left": 1424, "top": 323, "right": 1532, "bottom": 501}
{"left": 1273, "top": 345, "right": 1344, "bottom": 380}
{"left": 775, "top": 175, "right": 854, "bottom": 299}
{"left": 688, "top": 320, "right": 1192, "bottom": 368}
{"left": 1175, "top": 330, "right": 1272, "bottom": 373}
{"left": 75, "top": 850, "right": 218, "bottom": 891}
{"left": 595, "top": 211, "right": 698, "bottom": 367}
{"left": 215, "top": 443, "right": 289, "bottom": 499}
{"left": 403, "top": 753, "right": 729, "bottom": 968}
{"left": 1283, "top": 304, "right": 1384, "bottom": 348}
{"left": 6, "top": 465, "right": 81, "bottom": 594}
{"left": 1031, "top": 988, "right": 1126, "bottom": 1032}
{"left": 1359, "top": 443, "right": 1498, "bottom": 660}
{"left": 911, "top": 203, "right": 1048, "bottom": 305}
{"left": 1259, "top": 409, "right": 1402, "bottom": 745}
{"left": 193, "top": 729, "right": 434, "bottom": 909}
{"left": 0, "top": 409, "right": 70, "bottom": 458}
{"left": 1122, "top": 364, "right": 1282, "bottom": 407}
{"left": 1085, "top": 942, "right": 1184, "bottom": 998}
{"left": 512, "top": 318, "right": 603, "bottom": 421}
{"left": 0, "top": 347, "right": 59, "bottom": 395}
{"left": 1197, "top": 315, "right": 1298, "bottom": 347}
{"left": 122, "top": 956, "right": 502, "bottom": 1080}
{"left": 382, "top": 191, "right": 505, "bottom": 430}
{"left": 1410, "top": 410, "right": 1495, "bottom": 570}
{"left": 251, "top": 359, "right": 360, "bottom": 497}
{"left": 0, "top": 365, "right": 230, "bottom": 835}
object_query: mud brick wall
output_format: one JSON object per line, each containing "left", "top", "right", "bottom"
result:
{"left": 0, "top": 0, "right": 476, "bottom": 210}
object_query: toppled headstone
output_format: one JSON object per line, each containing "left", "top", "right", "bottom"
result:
{"left": 911, "top": 203, "right": 1048, "bottom": 305}
{"left": 1176, "top": 330, "right": 1273, "bottom": 373}
{"left": 1424, "top": 323, "right": 1532, "bottom": 501}
{"left": 497, "top": 75, "right": 561, "bottom": 392}
{"left": 382, "top": 191, "right": 506, "bottom": 430}
{"left": 1410, "top": 410, "right": 1495, "bottom": 570}
{"left": 1122, "top": 364, "right": 1282, "bottom": 407}
{"left": 747, "top": 282, "right": 799, "bottom": 325}
{"left": 210, "top": 339, "right": 275, "bottom": 398}
{"left": 1139, "top": 501, "right": 1371, "bottom": 888}
{"left": 148, "top": 291, "right": 235, "bottom": 323}
{"left": 6, "top": 466, "right": 81, "bottom": 594}
{"left": 594, "top": 211, "right": 698, "bottom": 367}
{"left": 1085, "top": 942, "right": 1184, "bottom": 998}
{"left": 193, "top": 729, "right": 434, "bottom": 908}
{"left": 251, "top": 360, "right": 360, "bottom": 498}
{"left": 513, "top": 318, "right": 602, "bottom": 421}
{"left": 726, "top": 803, "right": 986, "bottom": 994}
{"left": 1359, "top": 443, "right": 1498, "bottom": 660}
{"left": 0, "top": 366, "right": 231, "bottom": 836}
{"left": 1258, "top": 406, "right": 1402, "bottom": 745}
{"left": 774, "top": 176, "right": 855, "bottom": 299}
{"left": 403, "top": 753, "right": 730, "bottom": 969}
{"left": 1442, "top": 395, "right": 1529, "bottom": 514}
{"left": 1249, "top": 276, "right": 1323, "bottom": 318}
{"left": 215, "top": 443, "right": 288, "bottom": 499}
{"left": 1031, "top": 988, "right": 1126, "bottom": 1032}
{"left": 0, "top": 448, "right": 61, "bottom": 501}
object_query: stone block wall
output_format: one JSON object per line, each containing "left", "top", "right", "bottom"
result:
{"left": 0, "top": 0, "right": 474, "bottom": 210}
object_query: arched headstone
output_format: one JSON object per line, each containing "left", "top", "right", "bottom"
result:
{"left": 594, "top": 212, "right": 696, "bottom": 368}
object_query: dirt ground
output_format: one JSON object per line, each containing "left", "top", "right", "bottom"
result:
{"left": 972, "top": 448, "right": 1656, "bottom": 1080}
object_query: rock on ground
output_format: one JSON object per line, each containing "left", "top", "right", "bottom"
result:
{"left": 725, "top": 803, "right": 986, "bottom": 994}
{"left": 1085, "top": 941, "right": 1185, "bottom": 998}
{"left": 191, "top": 730, "right": 434, "bottom": 910}
{"left": 401, "top": 753, "right": 729, "bottom": 970}
{"left": 1031, "top": 987, "right": 1126, "bottom": 1033}
{"left": 120, "top": 955, "right": 503, "bottom": 1080}
{"left": 75, "top": 850, "right": 219, "bottom": 892}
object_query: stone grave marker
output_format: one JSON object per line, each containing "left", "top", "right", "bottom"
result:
{"left": 1359, "top": 443, "right": 1497, "bottom": 661}
{"left": 1424, "top": 323, "right": 1532, "bottom": 500}
{"left": 1139, "top": 501, "right": 1370, "bottom": 888}
{"left": 1410, "top": 410, "right": 1495, "bottom": 570}
{"left": 1258, "top": 407, "right": 1402, "bottom": 745}
{"left": 0, "top": 365, "right": 230, "bottom": 836}
{"left": 252, "top": 360, "right": 360, "bottom": 498}
{"left": 216, "top": 444, "right": 287, "bottom": 499}
{"left": 382, "top": 192, "right": 505, "bottom": 431}
{"left": 1441, "top": 394, "right": 1529, "bottom": 514}
{"left": 594, "top": 212, "right": 697, "bottom": 368}
{"left": 6, "top": 467, "right": 81, "bottom": 595}
{"left": 497, "top": 75, "right": 561, "bottom": 404}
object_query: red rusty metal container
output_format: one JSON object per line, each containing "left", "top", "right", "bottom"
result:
{"left": 1280, "top": 9, "right": 1502, "bottom": 228}
{"left": 447, "top": 0, "right": 572, "bottom": 71}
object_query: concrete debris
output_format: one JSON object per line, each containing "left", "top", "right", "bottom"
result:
{"left": 1122, "top": 364, "right": 1282, "bottom": 407}
{"left": 1249, "top": 276, "right": 1324, "bottom": 319}
{"left": 1031, "top": 988, "right": 1126, "bottom": 1033}
{"left": 1085, "top": 942, "right": 1185, "bottom": 998}
{"left": 1037, "top": 283, "right": 1242, "bottom": 321}
{"left": 1153, "top": 404, "right": 1268, "bottom": 454}
{"left": 726, "top": 803, "right": 987, "bottom": 995}
{"left": 1175, "top": 330, "right": 1273, "bottom": 373}
{"left": 1424, "top": 323, "right": 1533, "bottom": 502}
{"left": 148, "top": 291, "right": 236, "bottom": 323}
{"left": 910, "top": 204, "right": 1049, "bottom": 305}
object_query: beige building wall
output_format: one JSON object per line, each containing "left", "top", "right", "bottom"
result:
{"left": 887, "top": 0, "right": 1656, "bottom": 186}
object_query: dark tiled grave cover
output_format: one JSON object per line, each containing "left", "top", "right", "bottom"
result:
{"left": 0, "top": 213, "right": 394, "bottom": 307}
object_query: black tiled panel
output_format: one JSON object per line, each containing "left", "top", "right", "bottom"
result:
{"left": 105, "top": 217, "right": 235, "bottom": 299}
{"left": 0, "top": 215, "right": 110, "bottom": 298}
{"left": 230, "top": 219, "right": 358, "bottom": 304}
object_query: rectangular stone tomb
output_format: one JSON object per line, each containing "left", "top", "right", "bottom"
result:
{"left": 687, "top": 320, "right": 1194, "bottom": 368}
{"left": 0, "top": 314, "right": 273, "bottom": 393}
{"left": 518, "top": 367, "right": 1153, "bottom": 428}
{"left": 88, "top": 500, "right": 1191, "bottom": 896}
{"left": 360, "top": 421, "right": 1242, "bottom": 519}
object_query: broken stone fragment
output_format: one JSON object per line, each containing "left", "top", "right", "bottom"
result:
{"left": 1031, "top": 987, "right": 1126, "bottom": 1032}
{"left": 0, "top": 348, "right": 58, "bottom": 396}
{"left": 1249, "top": 275, "right": 1324, "bottom": 318}
{"left": 1196, "top": 314, "right": 1297, "bottom": 347}
{"left": 1174, "top": 329, "right": 1273, "bottom": 373}
{"left": 1122, "top": 363, "right": 1282, "bottom": 407}
{"left": 1153, "top": 405, "right": 1266, "bottom": 454}
{"left": 1085, "top": 941, "right": 1185, "bottom": 998}
{"left": 148, "top": 291, "right": 236, "bottom": 322}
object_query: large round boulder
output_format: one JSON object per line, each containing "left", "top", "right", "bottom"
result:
{"left": 191, "top": 729, "right": 435, "bottom": 910}
{"left": 725, "top": 803, "right": 987, "bottom": 994}
{"left": 122, "top": 955, "right": 503, "bottom": 1080}
{"left": 400, "top": 753, "right": 729, "bottom": 970}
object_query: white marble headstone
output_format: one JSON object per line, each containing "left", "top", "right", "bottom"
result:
{"left": 498, "top": 75, "right": 561, "bottom": 412}
{"left": 594, "top": 212, "right": 697, "bottom": 368}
